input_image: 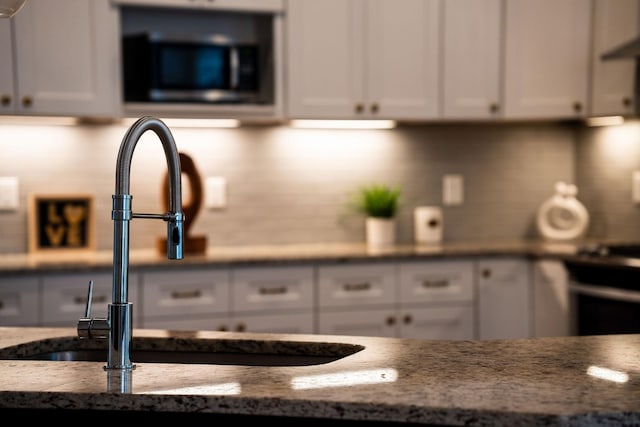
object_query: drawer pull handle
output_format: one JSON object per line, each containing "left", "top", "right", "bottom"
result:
{"left": 170, "top": 290, "right": 202, "bottom": 299}
{"left": 259, "top": 286, "right": 287, "bottom": 295}
{"left": 0, "top": 300, "right": 3, "bottom": 309}
{"left": 342, "top": 282, "right": 371, "bottom": 292}
{"left": 421, "top": 279, "right": 449, "bottom": 288}
{"left": 74, "top": 295, "right": 107, "bottom": 304}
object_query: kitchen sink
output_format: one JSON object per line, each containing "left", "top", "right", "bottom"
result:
{"left": 0, "top": 336, "right": 365, "bottom": 367}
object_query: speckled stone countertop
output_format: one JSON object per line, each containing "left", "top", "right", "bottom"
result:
{"left": 0, "top": 240, "right": 585, "bottom": 275}
{"left": 0, "top": 327, "right": 639, "bottom": 425}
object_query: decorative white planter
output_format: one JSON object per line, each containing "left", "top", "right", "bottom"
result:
{"left": 366, "top": 217, "right": 396, "bottom": 248}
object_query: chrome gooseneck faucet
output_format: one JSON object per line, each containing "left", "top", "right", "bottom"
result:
{"left": 78, "top": 116, "right": 184, "bottom": 371}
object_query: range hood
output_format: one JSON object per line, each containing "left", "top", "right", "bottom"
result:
{"left": 602, "top": 35, "right": 640, "bottom": 60}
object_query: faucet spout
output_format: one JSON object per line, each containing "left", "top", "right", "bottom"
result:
{"left": 108, "top": 116, "right": 184, "bottom": 370}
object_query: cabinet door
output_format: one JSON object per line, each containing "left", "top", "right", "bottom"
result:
{"left": 399, "top": 305, "right": 474, "bottom": 340}
{"left": 318, "top": 263, "right": 397, "bottom": 309}
{"left": 318, "top": 308, "right": 398, "bottom": 338}
{"left": 42, "top": 271, "right": 139, "bottom": 326}
{"left": 286, "top": 0, "right": 364, "bottom": 118}
{"left": 477, "top": 258, "right": 531, "bottom": 340}
{"left": 532, "top": 260, "right": 570, "bottom": 337}
{"left": 503, "top": 0, "right": 591, "bottom": 119}
{"left": 589, "top": 0, "right": 639, "bottom": 116}
{"left": 366, "top": 0, "right": 440, "bottom": 119}
{"left": 0, "top": 276, "right": 39, "bottom": 326}
{"left": 11, "top": 0, "right": 120, "bottom": 117}
{"left": 0, "top": 20, "right": 14, "bottom": 114}
{"left": 442, "top": 0, "right": 502, "bottom": 119}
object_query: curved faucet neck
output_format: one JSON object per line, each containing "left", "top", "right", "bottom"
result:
{"left": 115, "top": 116, "right": 182, "bottom": 212}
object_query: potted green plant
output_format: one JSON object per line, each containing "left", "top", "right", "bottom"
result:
{"left": 351, "top": 184, "right": 401, "bottom": 248}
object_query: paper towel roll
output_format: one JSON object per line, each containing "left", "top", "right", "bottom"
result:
{"left": 414, "top": 206, "right": 443, "bottom": 244}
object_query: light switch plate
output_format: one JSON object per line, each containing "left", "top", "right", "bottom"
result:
{"left": 0, "top": 176, "right": 19, "bottom": 211}
{"left": 443, "top": 174, "right": 464, "bottom": 206}
{"left": 205, "top": 176, "right": 226, "bottom": 209}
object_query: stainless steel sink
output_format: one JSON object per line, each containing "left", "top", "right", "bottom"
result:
{"left": 0, "top": 336, "right": 365, "bottom": 367}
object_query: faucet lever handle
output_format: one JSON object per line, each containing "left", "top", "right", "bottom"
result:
{"left": 84, "top": 280, "right": 94, "bottom": 318}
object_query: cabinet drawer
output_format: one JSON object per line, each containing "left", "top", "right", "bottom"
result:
{"left": 42, "top": 272, "right": 132, "bottom": 326}
{"left": 143, "top": 315, "right": 230, "bottom": 332}
{"left": 318, "top": 308, "right": 398, "bottom": 338}
{"left": 0, "top": 276, "right": 39, "bottom": 326}
{"left": 398, "top": 260, "right": 474, "bottom": 304}
{"left": 142, "top": 269, "right": 230, "bottom": 318}
{"left": 399, "top": 305, "right": 474, "bottom": 340}
{"left": 318, "top": 263, "right": 396, "bottom": 309}
{"left": 232, "top": 266, "right": 314, "bottom": 312}
{"left": 232, "top": 312, "right": 315, "bottom": 334}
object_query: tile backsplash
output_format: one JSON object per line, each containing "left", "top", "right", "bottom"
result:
{"left": 1, "top": 119, "right": 635, "bottom": 254}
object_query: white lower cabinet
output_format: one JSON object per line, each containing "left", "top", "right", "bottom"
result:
{"left": 42, "top": 271, "right": 140, "bottom": 327}
{"left": 476, "top": 257, "right": 531, "bottom": 340}
{"left": 0, "top": 275, "right": 39, "bottom": 326}
{"left": 231, "top": 266, "right": 315, "bottom": 334}
{"left": 398, "top": 260, "right": 475, "bottom": 340}
{"left": 141, "top": 268, "right": 231, "bottom": 331}
{"left": 532, "top": 259, "right": 570, "bottom": 338}
{"left": 318, "top": 260, "right": 475, "bottom": 340}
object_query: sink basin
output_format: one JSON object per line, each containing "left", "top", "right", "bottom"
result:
{"left": 0, "top": 336, "right": 364, "bottom": 367}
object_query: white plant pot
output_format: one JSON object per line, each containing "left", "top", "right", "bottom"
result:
{"left": 366, "top": 217, "right": 396, "bottom": 248}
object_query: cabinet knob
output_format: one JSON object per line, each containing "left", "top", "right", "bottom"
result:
{"left": 489, "top": 103, "right": 499, "bottom": 114}
{"left": 402, "top": 314, "right": 413, "bottom": 324}
{"left": 21, "top": 96, "right": 32, "bottom": 108}
{"left": 1, "top": 94, "right": 10, "bottom": 106}
{"left": 217, "top": 325, "right": 228, "bottom": 332}
{"left": 355, "top": 103, "right": 364, "bottom": 113}
{"left": 623, "top": 97, "right": 632, "bottom": 108}
{"left": 235, "top": 323, "right": 246, "bottom": 332}
{"left": 385, "top": 315, "right": 396, "bottom": 326}
{"left": 370, "top": 103, "right": 379, "bottom": 114}
{"left": 482, "top": 268, "right": 491, "bottom": 279}
{"left": 573, "top": 102, "right": 582, "bottom": 113}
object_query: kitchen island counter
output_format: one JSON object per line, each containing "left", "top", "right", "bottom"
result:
{"left": 0, "top": 327, "right": 639, "bottom": 426}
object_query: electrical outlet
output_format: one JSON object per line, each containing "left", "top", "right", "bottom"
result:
{"left": 0, "top": 177, "right": 19, "bottom": 211}
{"left": 205, "top": 176, "right": 227, "bottom": 209}
{"left": 443, "top": 174, "right": 464, "bottom": 206}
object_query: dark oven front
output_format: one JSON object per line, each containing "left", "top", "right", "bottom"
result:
{"left": 567, "top": 261, "right": 640, "bottom": 335}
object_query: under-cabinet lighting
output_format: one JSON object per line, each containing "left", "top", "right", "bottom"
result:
{"left": 0, "top": 115, "right": 79, "bottom": 126}
{"left": 585, "top": 116, "right": 625, "bottom": 127}
{"left": 122, "top": 117, "right": 240, "bottom": 128}
{"left": 289, "top": 119, "right": 397, "bottom": 130}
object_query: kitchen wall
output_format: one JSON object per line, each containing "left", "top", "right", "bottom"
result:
{"left": 0, "top": 120, "right": 587, "bottom": 254}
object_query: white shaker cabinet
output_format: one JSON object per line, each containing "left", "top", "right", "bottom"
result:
{"left": 532, "top": 259, "right": 570, "bottom": 337}
{"left": 286, "top": 0, "right": 440, "bottom": 120}
{"left": 589, "top": 0, "right": 639, "bottom": 117}
{"left": 476, "top": 258, "right": 531, "bottom": 340}
{"left": 1, "top": 0, "right": 121, "bottom": 117}
{"left": 317, "top": 263, "right": 398, "bottom": 338}
{"left": 503, "top": 0, "right": 591, "bottom": 119}
{"left": 442, "top": 0, "right": 502, "bottom": 119}
{"left": 397, "top": 260, "right": 475, "bottom": 340}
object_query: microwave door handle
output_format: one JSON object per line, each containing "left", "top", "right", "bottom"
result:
{"left": 569, "top": 282, "right": 640, "bottom": 303}
{"left": 230, "top": 47, "right": 239, "bottom": 89}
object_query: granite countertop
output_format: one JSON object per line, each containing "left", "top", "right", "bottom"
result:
{"left": 0, "top": 240, "right": 584, "bottom": 274}
{"left": 0, "top": 327, "right": 639, "bottom": 425}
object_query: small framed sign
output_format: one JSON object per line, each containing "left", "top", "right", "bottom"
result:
{"left": 28, "top": 194, "right": 96, "bottom": 254}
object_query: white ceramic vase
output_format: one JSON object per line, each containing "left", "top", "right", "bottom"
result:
{"left": 366, "top": 217, "right": 396, "bottom": 248}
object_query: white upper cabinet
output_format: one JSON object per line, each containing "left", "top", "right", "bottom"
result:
{"left": 5, "top": 0, "right": 121, "bottom": 117}
{"left": 589, "top": 0, "right": 639, "bottom": 117}
{"left": 0, "top": 20, "right": 13, "bottom": 114}
{"left": 286, "top": 0, "right": 440, "bottom": 120}
{"left": 503, "top": 0, "right": 591, "bottom": 119}
{"left": 442, "top": 0, "right": 502, "bottom": 119}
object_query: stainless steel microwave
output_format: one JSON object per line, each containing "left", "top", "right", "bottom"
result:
{"left": 122, "top": 32, "right": 260, "bottom": 104}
